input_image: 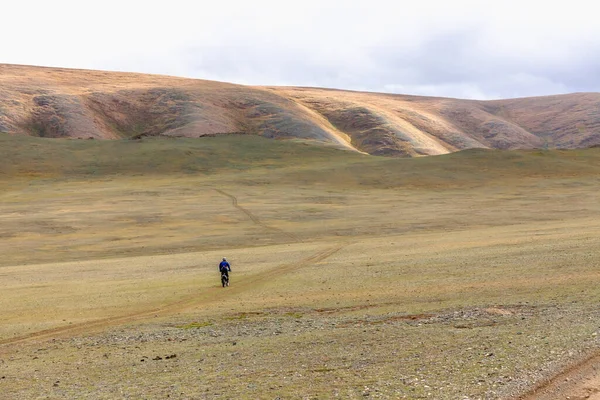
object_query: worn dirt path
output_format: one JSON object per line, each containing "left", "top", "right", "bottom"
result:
{"left": 214, "top": 188, "right": 303, "bottom": 242}
{"left": 515, "top": 350, "right": 600, "bottom": 400}
{"left": 0, "top": 242, "right": 346, "bottom": 351}
{"left": 0, "top": 188, "right": 344, "bottom": 351}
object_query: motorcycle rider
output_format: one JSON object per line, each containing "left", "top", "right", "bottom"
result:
{"left": 219, "top": 257, "right": 231, "bottom": 280}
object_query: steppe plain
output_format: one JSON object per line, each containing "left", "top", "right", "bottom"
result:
{"left": 1, "top": 134, "right": 600, "bottom": 399}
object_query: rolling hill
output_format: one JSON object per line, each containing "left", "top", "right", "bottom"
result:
{"left": 1, "top": 63, "right": 599, "bottom": 157}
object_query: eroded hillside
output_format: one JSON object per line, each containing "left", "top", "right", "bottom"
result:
{"left": 1, "top": 64, "right": 599, "bottom": 156}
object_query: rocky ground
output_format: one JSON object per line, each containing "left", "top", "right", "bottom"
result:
{"left": 2, "top": 303, "right": 599, "bottom": 399}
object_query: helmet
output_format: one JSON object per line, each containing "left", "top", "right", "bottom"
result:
{"left": 222, "top": 257, "right": 227, "bottom": 261}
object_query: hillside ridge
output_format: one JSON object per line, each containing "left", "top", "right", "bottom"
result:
{"left": 1, "top": 63, "right": 599, "bottom": 157}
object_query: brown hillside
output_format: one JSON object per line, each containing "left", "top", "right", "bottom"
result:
{"left": 1, "top": 64, "right": 599, "bottom": 156}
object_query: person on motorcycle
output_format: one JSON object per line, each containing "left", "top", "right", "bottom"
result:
{"left": 219, "top": 257, "right": 231, "bottom": 279}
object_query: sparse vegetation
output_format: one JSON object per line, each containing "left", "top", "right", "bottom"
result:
{"left": 177, "top": 321, "right": 213, "bottom": 329}
{"left": 3, "top": 63, "right": 600, "bottom": 157}
{"left": 1, "top": 129, "right": 600, "bottom": 399}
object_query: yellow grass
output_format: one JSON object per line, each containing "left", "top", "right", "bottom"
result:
{"left": 2, "top": 136, "right": 600, "bottom": 398}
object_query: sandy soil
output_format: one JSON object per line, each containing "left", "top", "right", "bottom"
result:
{"left": 517, "top": 352, "right": 600, "bottom": 400}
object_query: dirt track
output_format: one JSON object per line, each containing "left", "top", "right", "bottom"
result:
{"left": 516, "top": 350, "right": 600, "bottom": 400}
{"left": 0, "top": 241, "right": 345, "bottom": 350}
{"left": 214, "top": 188, "right": 303, "bottom": 242}
{"left": 0, "top": 188, "right": 338, "bottom": 350}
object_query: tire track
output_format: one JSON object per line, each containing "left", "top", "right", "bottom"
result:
{"left": 214, "top": 189, "right": 303, "bottom": 243}
{"left": 514, "top": 349, "right": 600, "bottom": 400}
{"left": 1, "top": 189, "right": 338, "bottom": 348}
{"left": 0, "top": 242, "right": 347, "bottom": 349}
{"left": 239, "top": 242, "right": 347, "bottom": 285}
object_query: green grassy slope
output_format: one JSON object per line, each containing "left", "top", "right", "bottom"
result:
{"left": 3, "top": 133, "right": 600, "bottom": 186}
{"left": 0, "top": 134, "right": 365, "bottom": 178}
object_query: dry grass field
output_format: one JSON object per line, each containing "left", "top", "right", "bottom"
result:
{"left": 2, "top": 135, "right": 600, "bottom": 399}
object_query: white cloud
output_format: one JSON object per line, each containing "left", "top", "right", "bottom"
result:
{"left": 383, "top": 83, "right": 492, "bottom": 100}
{"left": 3, "top": 0, "right": 600, "bottom": 99}
{"left": 505, "top": 73, "right": 571, "bottom": 98}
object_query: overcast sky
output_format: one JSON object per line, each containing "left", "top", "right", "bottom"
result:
{"left": 3, "top": 0, "right": 600, "bottom": 99}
